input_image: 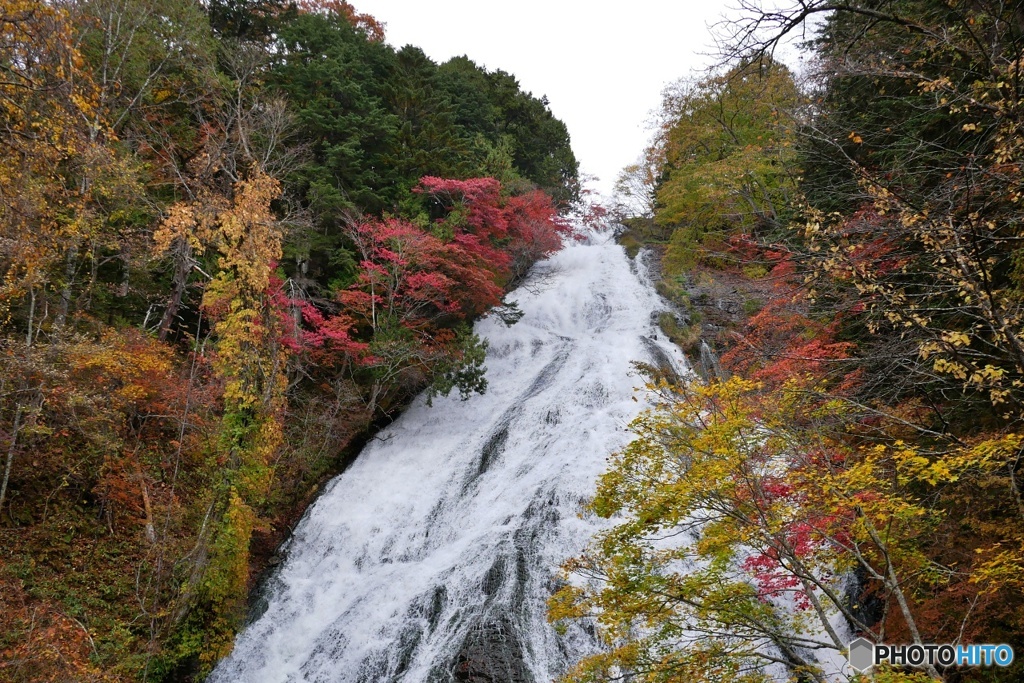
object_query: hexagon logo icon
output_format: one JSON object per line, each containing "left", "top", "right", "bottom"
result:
{"left": 847, "top": 637, "right": 875, "bottom": 672}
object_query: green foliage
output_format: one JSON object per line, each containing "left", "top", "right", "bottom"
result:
{"left": 662, "top": 221, "right": 706, "bottom": 275}
{"left": 657, "top": 311, "right": 700, "bottom": 353}
{"left": 267, "top": 15, "right": 579, "bottom": 297}
{"left": 616, "top": 231, "right": 642, "bottom": 259}
{"left": 619, "top": 57, "right": 803, "bottom": 283}
{"left": 437, "top": 57, "right": 579, "bottom": 204}
{"left": 490, "top": 299, "right": 525, "bottom": 327}
{"left": 426, "top": 327, "right": 489, "bottom": 405}
{"left": 272, "top": 18, "right": 579, "bottom": 227}
{"left": 206, "top": 0, "right": 290, "bottom": 39}
{"left": 193, "top": 489, "right": 258, "bottom": 671}
{"left": 654, "top": 58, "right": 801, "bottom": 259}
{"left": 741, "top": 298, "right": 762, "bottom": 316}
{"left": 272, "top": 12, "right": 403, "bottom": 218}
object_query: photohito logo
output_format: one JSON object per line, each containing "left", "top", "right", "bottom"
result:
{"left": 847, "top": 638, "right": 1015, "bottom": 672}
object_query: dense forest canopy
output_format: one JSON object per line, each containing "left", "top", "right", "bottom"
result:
{"left": 0, "top": 0, "right": 577, "bottom": 679}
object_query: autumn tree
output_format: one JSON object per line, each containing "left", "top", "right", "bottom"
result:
{"left": 612, "top": 149, "right": 659, "bottom": 222}
{"left": 653, "top": 57, "right": 801, "bottom": 271}
{"left": 794, "top": 4, "right": 1024, "bottom": 654}
{"left": 550, "top": 374, "right": 1024, "bottom": 682}
{"left": 310, "top": 176, "right": 568, "bottom": 415}
{"left": 0, "top": 0, "right": 106, "bottom": 532}
{"left": 0, "top": 0, "right": 100, "bottom": 328}
{"left": 151, "top": 169, "right": 293, "bottom": 671}
{"left": 293, "top": 0, "right": 385, "bottom": 41}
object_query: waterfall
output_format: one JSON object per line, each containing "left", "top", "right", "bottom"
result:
{"left": 208, "top": 229, "right": 688, "bottom": 683}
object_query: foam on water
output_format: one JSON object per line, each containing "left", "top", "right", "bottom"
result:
{"left": 209, "top": 229, "right": 689, "bottom": 682}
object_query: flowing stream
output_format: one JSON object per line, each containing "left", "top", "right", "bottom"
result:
{"left": 208, "top": 229, "right": 689, "bottom": 682}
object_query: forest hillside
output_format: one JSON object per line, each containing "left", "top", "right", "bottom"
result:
{"left": 0, "top": 1, "right": 577, "bottom": 679}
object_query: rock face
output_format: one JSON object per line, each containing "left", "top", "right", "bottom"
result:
{"left": 450, "top": 618, "right": 533, "bottom": 683}
{"left": 631, "top": 243, "right": 777, "bottom": 372}
{"left": 682, "top": 268, "right": 771, "bottom": 349}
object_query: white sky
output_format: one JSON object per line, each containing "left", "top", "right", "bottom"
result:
{"left": 353, "top": 1, "right": 747, "bottom": 196}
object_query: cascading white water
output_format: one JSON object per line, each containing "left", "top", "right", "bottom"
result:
{"left": 208, "top": 229, "right": 689, "bottom": 683}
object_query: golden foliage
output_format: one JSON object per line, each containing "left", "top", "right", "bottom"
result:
{"left": 0, "top": 1, "right": 101, "bottom": 307}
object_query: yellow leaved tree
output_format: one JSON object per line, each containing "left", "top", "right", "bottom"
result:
{"left": 551, "top": 374, "right": 1024, "bottom": 682}
{"left": 154, "top": 169, "right": 290, "bottom": 669}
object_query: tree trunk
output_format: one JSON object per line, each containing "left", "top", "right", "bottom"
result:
{"left": 56, "top": 244, "right": 79, "bottom": 328}
{"left": 0, "top": 405, "right": 25, "bottom": 513}
{"left": 158, "top": 238, "right": 193, "bottom": 342}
